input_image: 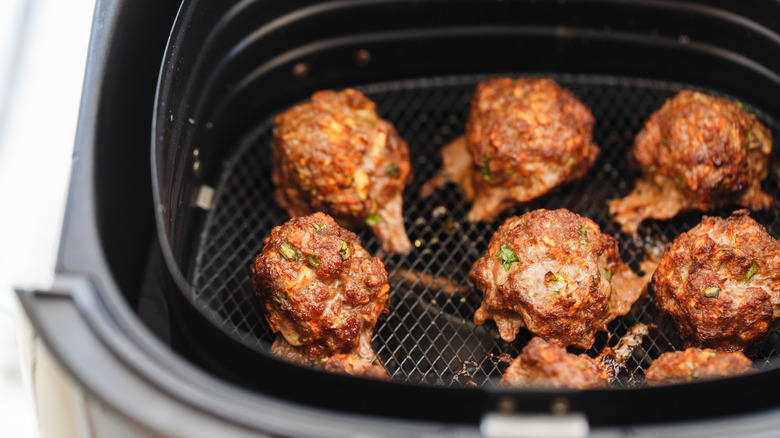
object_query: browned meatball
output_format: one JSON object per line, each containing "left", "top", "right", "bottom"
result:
{"left": 610, "top": 91, "right": 773, "bottom": 233}
{"left": 272, "top": 89, "right": 412, "bottom": 254}
{"left": 422, "top": 78, "right": 599, "bottom": 222}
{"left": 471, "top": 209, "right": 649, "bottom": 348}
{"left": 501, "top": 324, "right": 648, "bottom": 388}
{"left": 652, "top": 211, "right": 780, "bottom": 354}
{"left": 645, "top": 348, "right": 754, "bottom": 385}
{"left": 251, "top": 213, "right": 390, "bottom": 373}
{"left": 267, "top": 338, "right": 388, "bottom": 379}
{"left": 318, "top": 354, "right": 389, "bottom": 380}
{"left": 500, "top": 337, "right": 609, "bottom": 389}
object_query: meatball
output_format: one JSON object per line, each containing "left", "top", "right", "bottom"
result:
{"left": 652, "top": 211, "right": 780, "bottom": 354}
{"left": 267, "top": 338, "right": 388, "bottom": 379}
{"left": 318, "top": 354, "right": 389, "bottom": 380}
{"left": 272, "top": 89, "right": 412, "bottom": 254}
{"left": 645, "top": 348, "right": 754, "bottom": 385}
{"left": 501, "top": 324, "right": 649, "bottom": 389}
{"left": 500, "top": 337, "right": 609, "bottom": 389}
{"left": 471, "top": 209, "right": 649, "bottom": 348}
{"left": 422, "top": 78, "right": 599, "bottom": 222}
{"left": 610, "top": 90, "right": 773, "bottom": 233}
{"left": 251, "top": 213, "right": 390, "bottom": 374}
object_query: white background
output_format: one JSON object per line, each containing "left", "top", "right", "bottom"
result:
{"left": 0, "top": 0, "right": 97, "bottom": 436}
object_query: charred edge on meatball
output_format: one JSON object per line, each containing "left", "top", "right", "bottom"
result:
{"left": 420, "top": 78, "right": 600, "bottom": 222}
{"left": 595, "top": 322, "right": 651, "bottom": 380}
{"left": 610, "top": 90, "right": 774, "bottom": 233}
{"left": 272, "top": 88, "right": 413, "bottom": 254}
{"left": 652, "top": 210, "right": 780, "bottom": 355}
{"left": 251, "top": 212, "right": 390, "bottom": 378}
{"left": 645, "top": 348, "right": 755, "bottom": 385}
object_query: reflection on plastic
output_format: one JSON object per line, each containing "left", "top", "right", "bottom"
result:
{"left": 481, "top": 412, "right": 589, "bottom": 438}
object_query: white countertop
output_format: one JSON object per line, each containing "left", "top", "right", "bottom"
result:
{"left": 0, "top": 0, "right": 96, "bottom": 436}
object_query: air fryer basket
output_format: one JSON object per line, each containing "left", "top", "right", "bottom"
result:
{"left": 153, "top": 0, "right": 780, "bottom": 426}
{"left": 191, "top": 74, "right": 780, "bottom": 386}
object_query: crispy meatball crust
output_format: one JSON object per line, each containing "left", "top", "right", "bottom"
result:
{"left": 471, "top": 209, "right": 648, "bottom": 348}
{"left": 652, "top": 211, "right": 780, "bottom": 354}
{"left": 251, "top": 213, "right": 390, "bottom": 361}
{"left": 424, "top": 78, "right": 599, "bottom": 222}
{"left": 645, "top": 348, "right": 754, "bottom": 385}
{"left": 611, "top": 91, "right": 773, "bottom": 233}
{"left": 500, "top": 337, "right": 609, "bottom": 389}
{"left": 272, "top": 89, "right": 412, "bottom": 254}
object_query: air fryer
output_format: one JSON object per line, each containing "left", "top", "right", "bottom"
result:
{"left": 17, "top": 0, "right": 780, "bottom": 437}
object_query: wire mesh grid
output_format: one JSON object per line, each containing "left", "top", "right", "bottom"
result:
{"left": 190, "top": 74, "right": 780, "bottom": 387}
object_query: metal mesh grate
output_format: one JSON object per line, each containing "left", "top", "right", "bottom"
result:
{"left": 190, "top": 74, "right": 780, "bottom": 387}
